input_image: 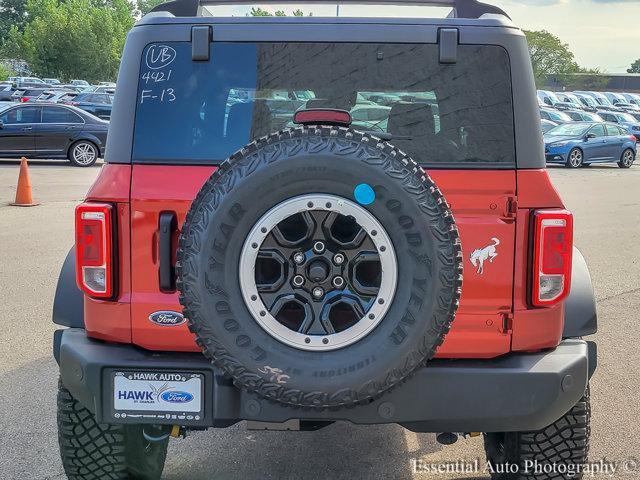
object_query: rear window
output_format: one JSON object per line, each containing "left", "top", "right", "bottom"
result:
{"left": 133, "top": 42, "right": 515, "bottom": 166}
{"left": 0, "top": 106, "right": 40, "bottom": 124}
{"left": 604, "top": 125, "right": 623, "bottom": 136}
{"left": 42, "top": 106, "right": 84, "bottom": 124}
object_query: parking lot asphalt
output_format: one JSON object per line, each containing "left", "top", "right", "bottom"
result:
{"left": 0, "top": 160, "right": 639, "bottom": 480}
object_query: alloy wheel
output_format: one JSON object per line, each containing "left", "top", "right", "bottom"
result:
{"left": 73, "top": 143, "right": 96, "bottom": 165}
{"left": 239, "top": 194, "right": 397, "bottom": 351}
{"left": 568, "top": 149, "right": 582, "bottom": 168}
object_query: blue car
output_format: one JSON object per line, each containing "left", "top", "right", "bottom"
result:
{"left": 596, "top": 111, "right": 640, "bottom": 140}
{"left": 544, "top": 122, "right": 637, "bottom": 168}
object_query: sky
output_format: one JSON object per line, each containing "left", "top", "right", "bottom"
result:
{"left": 204, "top": 1, "right": 640, "bottom": 73}
{"left": 493, "top": 0, "right": 640, "bottom": 73}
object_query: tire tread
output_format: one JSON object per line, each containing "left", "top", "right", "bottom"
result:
{"left": 176, "top": 126, "right": 463, "bottom": 409}
{"left": 484, "top": 388, "right": 591, "bottom": 480}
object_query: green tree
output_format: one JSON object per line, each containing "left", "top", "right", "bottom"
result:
{"left": 137, "top": 0, "right": 164, "bottom": 16}
{"left": 0, "top": 25, "right": 23, "bottom": 59}
{"left": 250, "top": 7, "right": 272, "bottom": 16}
{"left": 560, "top": 67, "right": 609, "bottom": 90}
{"left": 249, "top": 7, "right": 310, "bottom": 16}
{"left": 628, "top": 58, "right": 640, "bottom": 74}
{"left": 0, "top": 63, "right": 13, "bottom": 81}
{"left": 524, "top": 29, "right": 578, "bottom": 87}
{"left": 10, "top": 0, "right": 134, "bottom": 82}
{"left": 0, "top": 0, "right": 28, "bottom": 45}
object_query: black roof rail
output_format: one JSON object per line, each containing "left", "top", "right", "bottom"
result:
{"left": 149, "top": 0, "right": 510, "bottom": 19}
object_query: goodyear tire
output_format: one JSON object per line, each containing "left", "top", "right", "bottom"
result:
{"left": 177, "top": 126, "right": 462, "bottom": 409}
{"left": 483, "top": 387, "right": 591, "bottom": 480}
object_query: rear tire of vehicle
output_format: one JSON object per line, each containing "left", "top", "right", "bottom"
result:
{"left": 618, "top": 148, "right": 635, "bottom": 169}
{"left": 68, "top": 140, "right": 99, "bottom": 167}
{"left": 483, "top": 387, "right": 591, "bottom": 480}
{"left": 566, "top": 148, "right": 583, "bottom": 168}
{"left": 57, "top": 380, "right": 169, "bottom": 480}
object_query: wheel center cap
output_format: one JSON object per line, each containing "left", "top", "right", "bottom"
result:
{"left": 307, "top": 260, "right": 329, "bottom": 282}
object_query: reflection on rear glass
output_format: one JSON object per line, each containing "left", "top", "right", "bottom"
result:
{"left": 134, "top": 42, "right": 515, "bottom": 165}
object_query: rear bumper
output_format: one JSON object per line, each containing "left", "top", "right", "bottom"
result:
{"left": 55, "top": 328, "right": 596, "bottom": 433}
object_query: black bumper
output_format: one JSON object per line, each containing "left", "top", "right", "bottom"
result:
{"left": 55, "top": 328, "right": 596, "bottom": 433}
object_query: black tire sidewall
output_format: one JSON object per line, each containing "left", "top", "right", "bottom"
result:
{"left": 178, "top": 128, "right": 461, "bottom": 407}
{"left": 619, "top": 148, "right": 635, "bottom": 168}
{"left": 124, "top": 425, "right": 168, "bottom": 480}
{"left": 57, "top": 380, "right": 167, "bottom": 480}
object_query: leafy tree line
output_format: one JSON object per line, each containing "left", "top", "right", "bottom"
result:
{"left": 524, "top": 29, "right": 608, "bottom": 89}
{"left": 1, "top": 0, "right": 134, "bottom": 82}
{"left": 0, "top": 0, "right": 311, "bottom": 82}
{"left": 249, "top": 6, "right": 307, "bottom": 16}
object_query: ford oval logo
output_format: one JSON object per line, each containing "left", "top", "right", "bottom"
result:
{"left": 161, "top": 391, "right": 194, "bottom": 404}
{"left": 148, "top": 311, "right": 185, "bottom": 327}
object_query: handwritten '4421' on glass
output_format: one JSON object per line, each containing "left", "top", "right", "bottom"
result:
{"left": 142, "top": 70, "right": 172, "bottom": 84}
{"left": 140, "top": 88, "right": 176, "bottom": 104}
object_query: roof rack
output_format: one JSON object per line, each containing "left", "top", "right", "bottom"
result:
{"left": 150, "top": 0, "right": 509, "bottom": 19}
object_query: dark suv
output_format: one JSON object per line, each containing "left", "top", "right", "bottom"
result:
{"left": 53, "top": 1, "right": 597, "bottom": 479}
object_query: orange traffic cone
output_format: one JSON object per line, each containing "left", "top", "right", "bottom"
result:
{"left": 11, "top": 157, "right": 39, "bottom": 207}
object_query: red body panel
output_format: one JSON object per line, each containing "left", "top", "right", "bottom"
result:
{"left": 516, "top": 169, "right": 563, "bottom": 209}
{"left": 511, "top": 171, "right": 566, "bottom": 352}
{"left": 129, "top": 166, "right": 215, "bottom": 351}
{"left": 86, "top": 164, "right": 131, "bottom": 203}
{"left": 83, "top": 203, "right": 132, "bottom": 343}
{"left": 430, "top": 170, "right": 516, "bottom": 358}
{"left": 82, "top": 164, "right": 566, "bottom": 358}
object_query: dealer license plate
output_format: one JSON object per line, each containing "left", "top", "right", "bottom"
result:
{"left": 112, "top": 371, "right": 203, "bottom": 421}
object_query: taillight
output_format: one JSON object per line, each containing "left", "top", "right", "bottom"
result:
{"left": 531, "top": 209, "right": 573, "bottom": 307}
{"left": 75, "top": 203, "right": 114, "bottom": 298}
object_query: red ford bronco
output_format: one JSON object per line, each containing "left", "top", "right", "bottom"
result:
{"left": 53, "top": 1, "right": 597, "bottom": 478}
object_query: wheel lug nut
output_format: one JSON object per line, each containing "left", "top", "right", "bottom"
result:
{"left": 312, "top": 287, "right": 324, "bottom": 299}
{"left": 313, "top": 241, "right": 325, "bottom": 254}
{"left": 293, "top": 275, "right": 305, "bottom": 287}
{"left": 333, "top": 253, "right": 345, "bottom": 265}
{"left": 332, "top": 276, "right": 345, "bottom": 288}
{"left": 293, "top": 252, "right": 305, "bottom": 265}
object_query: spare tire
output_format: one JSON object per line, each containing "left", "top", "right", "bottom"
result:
{"left": 177, "top": 126, "right": 462, "bottom": 409}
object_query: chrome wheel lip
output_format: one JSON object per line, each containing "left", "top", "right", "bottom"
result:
{"left": 73, "top": 143, "right": 96, "bottom": 165}
{"left": 239, "top": 194, "right": 398, "bottom": 352}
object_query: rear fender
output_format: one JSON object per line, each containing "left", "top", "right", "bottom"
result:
{"left": 53, "top": 247, "right": 84, "bottom": 329}
{"left": 563, "top": 247, "right": 597, "bottom": 338}
{"left": 74, "top": 132, "right": 106, "bottom": 149}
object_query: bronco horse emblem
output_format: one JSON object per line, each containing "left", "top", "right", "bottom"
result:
{"left": 469, "top": 237, "right": 500, "bottom": 274}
